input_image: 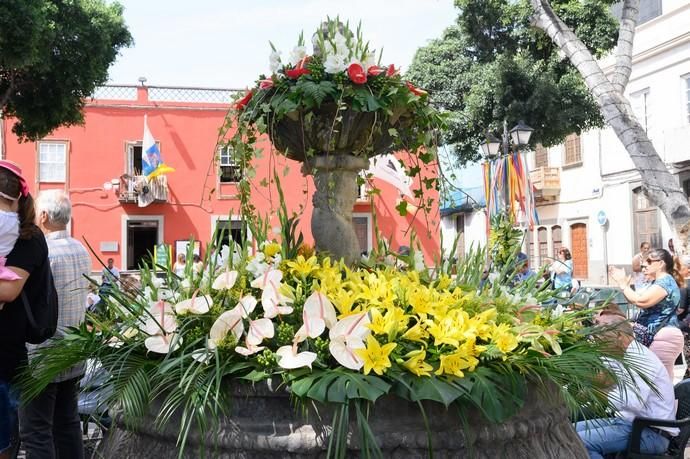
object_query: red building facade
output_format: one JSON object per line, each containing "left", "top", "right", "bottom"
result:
{"left": 1, "top": 84, "right": 440, "bottom": 272}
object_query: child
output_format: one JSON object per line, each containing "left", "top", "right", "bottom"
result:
{"left": 0, "top": 161, "right": 26, "bottom": 309}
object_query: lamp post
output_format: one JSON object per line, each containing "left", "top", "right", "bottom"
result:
{"left": 480, "top": 120, "right": 534, "bottom": 212}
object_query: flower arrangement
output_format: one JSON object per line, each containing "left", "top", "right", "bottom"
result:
{"left": 23, "top": 215, "right": 622, "bottom": 456}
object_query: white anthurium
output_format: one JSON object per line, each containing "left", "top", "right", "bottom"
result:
{"left": 250, "top": 268, "right": 283, "bottom": 290}
{"left": 324, "top": 53, "right": 347, "bottom": 74}
{"left": 246, "top": 318, "right": 275, "bottom": 346}
{"left": 232, "top": 295, "right": 258, "bottom": 318}
{"left": 158, "top": 288, "right": 175, "bottom": 301}
{"left": 294, "top": 291, "right": 337, "bottom": 343}
{"left": 180, "top": 278, "right": 192, "bottom": 290}
{"left": 191, "top": 349, "right": 213, "bottom": 364}
{"left": 212, "top": 270, "right": 238, "bottom": 291}
{"left": 261, "top": 285, "right": 294, "bottom": 319}
{"left": 247, "top": 253, "right": 269, "bottom": 279}
{"left": 328, "top": 312, "right": 371, "bottom": 370}
{"left": 175, "top": 294, "right": 212, "bottom": 315}
{"left": 208, "top": 309, "right": 244, "bottom": 349}
{"left": 269, "top": 50, "right": 282, "bottom": 73}
{"left": 289, "top": 45, "right": 307, "bottom": 66}
{"left": 235, "top": 341, "right": 265, "bottom": 356}
{"left": 141, "top": 301, "right": 177, "bottom": 335}
{"left": 145, "top": 333, "right": 182, "bottom": 354}
{"left": 276, "top": 345, "right": 317, "bottom": 370}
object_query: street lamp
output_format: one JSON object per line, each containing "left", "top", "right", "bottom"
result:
{"left": 479, "top": 120, "right": 534, "bottom": 159}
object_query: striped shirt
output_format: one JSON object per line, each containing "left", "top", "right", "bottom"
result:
{"left": 28, "top": 230, "right": 91, "bottom": 382}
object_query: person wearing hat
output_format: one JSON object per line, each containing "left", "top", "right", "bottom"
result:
{"left": 0, "top": 160, "right": 52, "bottom": 459}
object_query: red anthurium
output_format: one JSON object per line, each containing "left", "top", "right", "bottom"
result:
{"left": 235, "top": 90, "right": 254, "bottom": 110}
{"left": 259, "top": 79, "right": 274, "bottom": 90}
{"left": 386, "top": 64, "right": 399, "bottom": 77}
{"left": 348, "top": 63, "right": 367, "bottom": 84}
{"left": 285, "top": 56, "right": 311, "bottom": 79}
{"left": 367, "top": 66, "right": 385, "bottom": 76}
{"left": 405, "top": 81, "right": 428, "bottom": 97}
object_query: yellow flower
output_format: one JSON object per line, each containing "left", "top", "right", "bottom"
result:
{"left": 401, "top": 319, "right": 428, "bottom": 343}
{"left": 331, "top": 289, "right": 359, "bottom": 317}
{"left": 492, "top": 323, "right": 519, "bottom": 354}
{"left": 458, "top": 337, "right": 485, "bottom": 362}
{"left": 262, "top": 242, "right": 281, "bottom": 258}
{"left": 354, "top": 335, "right": 397, "bottom": 375}
{"left": 368, "top": 308, "right": 390, "bottom": 335}
{"left": 436, "top": 274, "right": 452, "bottom": 290}
{"left": 286, "top": 255, "right": 319, "bottom": 278}
{"left": 402, "top": 349, "right": 433, "bottom": 377}
{"left": 408, "top": 287, "right": 435, "bottom": 316}
{"left": 435, "top": 351, "right": 477, "bottom": 378}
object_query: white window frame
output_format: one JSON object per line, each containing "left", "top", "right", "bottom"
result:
{"left": 211, "top": 215, "right": 254, "bottom": 251}
{"left": 630, "top": 87, "right": 651, "bottom": 133}
{"left": 121, "top": 214, "right": 164, "bottom": 271}
{"left": 37, "top": 141, "right": 68, "bottom": 183}
{"left": 218, "top": 146, "right": 242, "bottom": 183}
{"left": 683, "top": 73, "right": 690, "bottom": 125}
{"left": 352, "top": 212, "right": 373, "bottom": 254}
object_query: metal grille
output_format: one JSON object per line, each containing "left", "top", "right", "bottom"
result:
{"left": 148, "top": 86, "right": 239, "bottom": 104}
{"left": 91, "top": 85, "right": 138, "bottom": 101}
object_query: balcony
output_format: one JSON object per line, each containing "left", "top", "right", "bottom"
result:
{"left": 530, "top": 167, "right": 560, "bottom": 201}
{"left": 118, "top": 174, "right": 168, "bottom": 205}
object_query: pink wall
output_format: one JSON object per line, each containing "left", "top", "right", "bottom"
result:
{"left": 2, "top": 86, "right": 440, "bottom": 271}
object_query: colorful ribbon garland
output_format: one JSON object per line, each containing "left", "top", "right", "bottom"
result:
{"left": 482, "top": 153, "right": 539, "bottom": 233}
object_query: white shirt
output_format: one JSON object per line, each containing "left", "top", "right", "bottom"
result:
{"left": 0, "top": 210, "right": 19, "bottom": 256}
{"left": 608, "top": 340, "right": 678, "bottom": 434}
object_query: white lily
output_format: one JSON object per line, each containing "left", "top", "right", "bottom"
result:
{"left": 328, "top": 312, "right": 371, "bottom": 370}
{"left": 212, "top": 270, "right": 238, "bottom": 291}
{"left": 232, "top": 294, "right": 258, "bottom": 318}
{"left": 324, "top": 53, "right": 347, "bottom": 74}
{"left": 235, "top": 341, "right": 265, "bottom": 356}
{"left": 276, "top": 345, "right": 317, "bottom": 369}
{"left": 362, "top": 51, "right": 377, "bottom": 71}
{"left": 151, "top": 277, "right": 165, "bottom": 289}
{"left": 145, "top": 333, "right": 182, "bottom": 354}
{"left": 261, "top": 285, "right": 294, "bottom": 318}
{"left": 174, "top": 294, "right": 212, "bottom": 315}
{"left": 141, "top": 301, "right": 177, "bottom": 335}
{"left": 208, "top": 309, "right": 244, "bottom": 349}
{"left": 246, "top": 318, "right": 275, "bottom": 346}
{"left": 294, "top": 291, "right": 336, "bottom": 343}
{"left": 269, "top": 50, "right": 282, "bottom": 73}
{"left": 246, "top": 253, "right": 269, "bottom": 278}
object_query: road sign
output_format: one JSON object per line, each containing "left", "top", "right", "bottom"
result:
{"left": 597, "top": 210, "right": 608, "bottom": 226}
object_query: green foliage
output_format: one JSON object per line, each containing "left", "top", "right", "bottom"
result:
{"left": 0, "top": 0, "right": 132, "bottom": 140}
{"left": 406, "top": 0, "right": 619, "bottom": 163}
{"left": 488, "top": 212, "right": 523, "bottom": 270}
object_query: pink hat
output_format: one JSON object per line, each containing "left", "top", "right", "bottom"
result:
{"left": 0, "top": 160, "right": 29, "bottom": 198}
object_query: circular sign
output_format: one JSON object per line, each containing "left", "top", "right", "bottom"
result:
{"left": 597, "top": 210, "right": 608, "bottom": 226}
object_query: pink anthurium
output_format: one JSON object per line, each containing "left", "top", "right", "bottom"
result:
{"left": 232, "top": 294, "right": 258, "bottom": 318}
{"left": 367, "top": 66, "right": 385, "bottom": 76}
{"left": 174, "top": 293, "right": 212, "bottom": 315}
{"left": 250, "top": 268, "right": 283, "bottom": 290}
{"left": 145, "top": 333, "right": 182, "bottom": 354}
{"left": 259, "top": 79, "right": 274, "bottom": 89}
{"left": 261, "top": 285, "right": 293, "bottom": 319}
{"left": 294, "top": 291, "right": 336, "bottom": 343}
{"left": 142, "top": 300, "right": 177, "bottom": 335}
{"left": 208, "top": 309, "right": 244, "bottom": 349}
{"left": 328, "top": 312, "right": 371, "bottom": 370}
{"left": 246, "top": 318, "right": 275, "bottom": 346}
{"left": 276, "top": 345, "right": 317, "bottom": 369}
{"left": 235, "top": 340, "right": 265, "bottom": 356}
{"left": 212, "top": 270, "right": 239, "bottom": 291}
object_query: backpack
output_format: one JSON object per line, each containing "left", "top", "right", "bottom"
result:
{"left": 20, "top": 260, "right": 59, "bottom": 344}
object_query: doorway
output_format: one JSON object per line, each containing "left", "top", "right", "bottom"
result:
{"left": 126, "top": 220, "right": 159, "bottom": 270}
{"left": 570, "top": 223, "right": 588, "bottom": 279}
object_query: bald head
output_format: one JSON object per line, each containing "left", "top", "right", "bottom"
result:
{"left": 595, "top": 312, "right": 633, "bottom": 350}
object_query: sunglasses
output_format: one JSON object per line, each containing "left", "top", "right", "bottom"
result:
{"left": 641, "top": 258, "right": 661, "bottom": 269}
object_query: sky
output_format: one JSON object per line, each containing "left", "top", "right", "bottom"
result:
{"left": 107, "top": 0, "right": 458, "bottom": 88}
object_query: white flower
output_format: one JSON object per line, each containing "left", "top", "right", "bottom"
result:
{"left": 276, "top": 345, "right": 317, "bottom": 369}
{"left": 175, "top": 294, "right": 212, "bottom": 315}
{"left": 363, "top": 52, "right": 377, "bottom": 71}
{"left": 151, "top": 277, "right": 165, "bottom": 289}
{"left": 552, "top": 304, "right": 566, "bottom": 319}
{"left": 235, "top": 341, "right": 265, "bottom": 356}
{"left": 141, "top": 301, "right": 177, "bottom": 335}
{"left": 145, "top": 333, "right": 182, "bottom": 354}
{"left": 232, "top": 295, "right": 257, "bottom": 318}
{"left": 328, "top": 312, "right": 371, "bottom": 370}
{"left": 332, "top": 32, "right": 349, "bottom": 56}
{"left": 261, "top": 285, "right": 294, "bottom": 318}
{"left": 158, "top": 288, "right": 175, "bottom": 301}
{"left": 294, "top": 291, "right": 337, "bottom": 343}
{"left": 289, "top": 45, "right": 307, "bottom": 67}
{"left": 208, "top": 309, "right": 244, "bottom": 349}
{"left": 269, "top": 50, "right": 282, "bottom": 73}
{"left": 324, "top": 53, "right": 347, "bottom": 74}
{"left": 413, "top": 251, "right": 425, "bottom": 272}
{"left": 180, "top": 278, "right": 192, "bottom": 290}
{"left": 212, "top": 270, "right": 238, "bottom": 291}
{"left": 143, "top": 286, "right": 154, "bottom": 301}
{"left": 250, "top": 268, "right": 283, "bottom": 290}
{"left": 191, "top": 349, "right": 213, "bottom": 364}
{"left": 246, "top": 318, "right": 275, "bottom": 346}
{"left": 247, "top": 253, "right": 269, "bottom": 279}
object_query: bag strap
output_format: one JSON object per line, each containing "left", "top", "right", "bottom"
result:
{"left": 21, "top": 291, "right": 39, "bottom": 330}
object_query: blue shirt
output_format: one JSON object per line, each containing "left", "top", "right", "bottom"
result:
{"left": 551, "top": 259, "right": 573, "bottom": 290}
{"left": 635, "top": 274, "right": 680, "bottom": 332}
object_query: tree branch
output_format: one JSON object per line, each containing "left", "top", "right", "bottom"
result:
{"left": 610, "top": 0, "right": 639, "bottom": 93}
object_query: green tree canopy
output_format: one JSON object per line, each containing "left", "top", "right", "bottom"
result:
{"left": 407, "top": 0, "right": 619, "bottom": 163}
{"left": 0, "top": 0, "right": 132, "bottom": 141}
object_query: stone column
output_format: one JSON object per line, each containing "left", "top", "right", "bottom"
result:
{"left": 302, "top": 154, "right": 369, "bottom": 265}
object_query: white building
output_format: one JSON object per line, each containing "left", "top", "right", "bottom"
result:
{"left": 443, "top": 0, "right": 690, "bottom": 284}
